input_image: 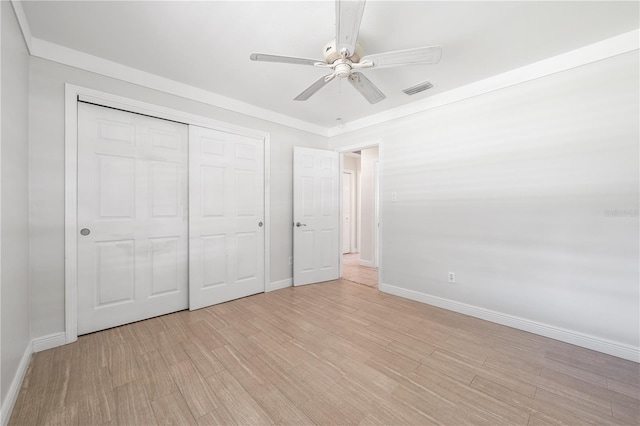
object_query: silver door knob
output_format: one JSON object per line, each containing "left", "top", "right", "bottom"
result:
{"left": 80, "top": 228, "right": 91, "bottom": 236}
{"left": 258, "top": 222, "right": 263, "bottom": 227}
{"left": 295, "top": 222, "right": 307, "bottom": 227}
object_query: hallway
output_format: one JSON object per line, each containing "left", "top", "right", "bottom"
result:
{"left": 342, "top": 253, "right": 378, "bottom": 288}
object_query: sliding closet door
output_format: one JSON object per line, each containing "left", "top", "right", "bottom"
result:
{"left": 77, "top": 102, "right": 188, "bottom": 335}
{"left": 189, "top": 125, "right": 265, "bottom": 310}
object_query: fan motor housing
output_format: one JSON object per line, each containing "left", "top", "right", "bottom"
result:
{"left": 323, "top": 40, "right": 364, "bottom": 64}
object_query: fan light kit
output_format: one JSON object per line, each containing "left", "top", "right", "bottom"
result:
{"left": 250, "top": 0, "right": 442, "bottom": 104}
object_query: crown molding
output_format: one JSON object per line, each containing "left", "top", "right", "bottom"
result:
{"left": 10, "top": 0, "right": 32, "bottom": 53}
{"left": 28, "top": 38, "right": 329, "bottom": 137}
{"left": 29, "top": 37, "right": 328, "bottom": 136}
{"left": 11, "top": 1, "right": 328, "bottom": 136}
{"left": 10, "top": 1, "right": 638, "bottom": 140}
{"left": 327, "top": 28, "right": 640, "bottom": 137}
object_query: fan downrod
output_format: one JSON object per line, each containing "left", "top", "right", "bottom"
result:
{"left": 322, "top": 40, "right": 364, "bottom": 64}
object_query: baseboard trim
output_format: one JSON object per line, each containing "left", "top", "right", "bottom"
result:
{"left": 379, "top": 283, "right": 640, "bottom": 363}
{"left": 32, "top": 332, "right": 67, "bottom": 353}
{"left": 1, "top": 341, "right": 32, "bottom": 426}
{"left": 359, "top": 259, "right": 375, "bottom": 268}
{"left": 267, "top": 278, "right": 292, "bottom": 292}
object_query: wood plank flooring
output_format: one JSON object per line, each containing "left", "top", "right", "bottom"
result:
{"left": 10, "top": 280, "right": 640, "bottom": 425}
{"left": 343, "top": 253, "right": 378, "bottom": 288}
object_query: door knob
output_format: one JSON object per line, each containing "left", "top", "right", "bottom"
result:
{"left": 295, "top": 222, "right": 307, "bottom": 227}
{"left": 258, "top": 221, "right": 263, "bottom": 227}
{"left": 80, "top": 228, "right": 91, "bottom": 236}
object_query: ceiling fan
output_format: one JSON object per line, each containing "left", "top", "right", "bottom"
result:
{"left": 250, "top": 0, "right": 442, "bottom": 104}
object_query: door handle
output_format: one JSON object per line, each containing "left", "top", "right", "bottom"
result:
{"left": 295, "top": 222, "right": 307, "bottom": 227}
{"left": 80, "top": 228, "right": 91, "bottom": 236}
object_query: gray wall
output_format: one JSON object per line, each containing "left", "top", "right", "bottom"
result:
{"left": 330, "top": 51, "right": 640, "bottom": 350}
{"left": 1, "top": 1, "right": 31, "bottom": 407}
{"left": 29, "top": 56, "right": 327, "bottom": 339}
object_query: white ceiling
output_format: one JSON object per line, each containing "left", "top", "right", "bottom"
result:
{"left": 20, "top": 1, "right": 640, "bottom": 129}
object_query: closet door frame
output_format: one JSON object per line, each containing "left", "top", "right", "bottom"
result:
{"left": 64, "top": 84, "right": 271, "bottom": 344}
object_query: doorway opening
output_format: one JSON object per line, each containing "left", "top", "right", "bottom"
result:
{"left": 340, "top": 146, "right": 380, "bottom": 288}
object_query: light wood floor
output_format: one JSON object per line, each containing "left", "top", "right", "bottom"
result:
{"left": 10, "top": 280, "right": 639, "bottom": 425}
{"left": 343, "top": 253, "right": 378, "bottom": 288}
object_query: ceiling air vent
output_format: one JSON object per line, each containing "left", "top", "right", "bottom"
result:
{"left": 403, "top": 81, "right": 433, "bottom": 96}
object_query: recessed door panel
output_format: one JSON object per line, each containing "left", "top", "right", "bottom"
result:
{"left": 202, "top": 166, "right": 225, "bottom": 217}
{"left": 319, "top": 229, "right": 333, "bottom": 269}
{"left": 236, "top": 170, "right": 256, "bottom": 216}
{"left": 98, "top": 155, "right": 135, "bottom": 219}
{"left": 150, "top": 128, "right": 181, "bottom": 151}
{"left": 97, "top": 120, "right": 135, "bottom": 146}
{"left": 201, "top": 136, "right": 226, "bottom": 156}
{"left": 202, "top": 235, "right": 227, "bottom": 288}
{"left": 321, "top": 177, "right": 334, "bottom": 217}
{"left": 237, "top": 232, "right": 257, "bottom": 281}
{"left": 150, "top": 161, "right": 180, "bottom": 217}
{"left": 302, "top": 177, "right": 314, "bottom": 218}
{"left": 96, "top": 240, "right": 135, "bottom": 306}
{"left": 150, "top": 237, "right": 180, "bottom": 296}
{"left": 302, "top": 154, "right": 314, "bottom": 169}
{"left": 236, "top": 143, "right": 257, "bottom": 161}
{"left": 300, "top": 230, "right": 315, "bottom": 272}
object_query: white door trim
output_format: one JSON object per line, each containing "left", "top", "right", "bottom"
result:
{"left": 336, "top": 140, "right": 383, "bottom": 285}
{"left": 64, "top": 84, "right": 271, "bottom": 344}
{"left": 374, "top": 161, "right": 380, "bottom": 268}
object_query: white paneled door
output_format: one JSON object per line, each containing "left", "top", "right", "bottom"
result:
{"left": 77, "top": 103, "right": 188, "bottom": 335}
{"left": 342, "top": 170, "right": 353, "bottom": 254}
{"left": 293, "top": 147, "right": 340, "bottom": 286}
{"left": 189, "top": 126, "right": 265, "bottom": 310}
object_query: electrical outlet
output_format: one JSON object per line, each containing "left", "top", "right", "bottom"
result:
{"left": 289, "top": 256, "right": 293, "bottom": 265}
{"left": 448, "top": 272, "right": 456, "bottom": 283}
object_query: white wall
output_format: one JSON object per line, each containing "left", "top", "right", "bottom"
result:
{"left": 343, "top": 155, "right": 359, "bottom": 173}
{"left": 359, "top": 147, "right": 378, "bottom": 266}
{"left": 329, "top": 51, "right": 639, "bottom": 357}
{"left": 1, "top": 0, "right": 31, "bottom": 411}
{"left": 28, "top": 56, "right": 327, "bottom": 340}
{"left": 343, "top": 154, "right": 360, "bottom": 252}
{"left": 15, "top": 6, "right": 640, "bottom": 364}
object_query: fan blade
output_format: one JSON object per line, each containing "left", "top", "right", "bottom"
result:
{"left": 348, "top": 72, "right": 385, "bottom": 104}
{"left": 294, "top": 74, "right": 334, "bottom": 101}
{"left": 250, "top": 53, "right": 323, "bottom": 67}
{"left": 335, "top": 0, "right": 366, "bottom": 58}
{"left": 361, "top": 46, "right": 442, "bottom": 68}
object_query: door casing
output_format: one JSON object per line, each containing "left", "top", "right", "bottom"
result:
{"left": 336, "top": 141, "right": 382, "bottom": 285}
{"left": 64, "top": 84, "right": 271, "bottom": 344}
